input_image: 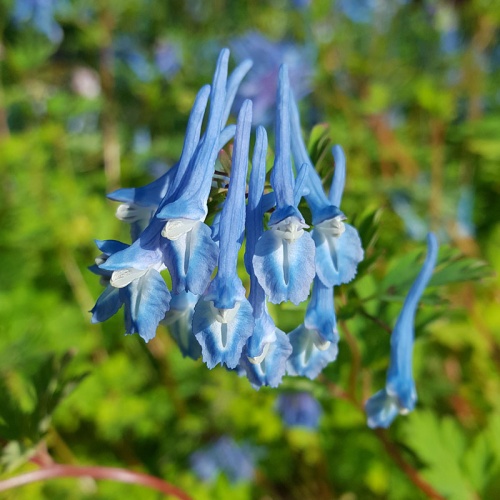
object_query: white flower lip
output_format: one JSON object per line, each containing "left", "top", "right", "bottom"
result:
{"left": 315, "top": 215, "right": 346, "bottom": 237}
{"left": 116, "top": 203, "right": 152, "bottom": 223}
{"left": 110, "top": 268, "right": 148, "bottom": 288}
{"left": 272, "top": 216, "right": 308, "bottom": 242}
{"left": 162, "top": 218, "right": 200, "bottom": 240}
{"left": 209, "top": 301, "right": 241, "bottom": 324}
{"left": 247, "top": 342, "right": 271, "bottom": 365}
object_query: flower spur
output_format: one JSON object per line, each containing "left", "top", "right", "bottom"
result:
{"left": 365, "top": 232, "right": 439, "bottom": 428}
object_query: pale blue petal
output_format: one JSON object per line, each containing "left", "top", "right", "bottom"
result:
{"left": 167, "top": 84, "right": 211, "bottom": 197}
{"left": 329, "top": 145, "right": 346, "bottom": 208}
{"left": 287, "top": 324, "right": 338, "bottom": 379}
{"left": 162, "top": 221, "right": 219, "bottom": 295}
{"left": 222, "top": 59, "right": 253, "bottom": 125}
{"left": 253, "top": 229, "right": 315, "bottom": 305}
{"left": 289, "top": 90, "right": 334, "bottom": 224}
{"left": 157, "top": 49, "right": 229, "bottom": 221}
{"left": 107, "top": 165, "right": 177, "bottom": 208}
{"left": 386, "top": 232, "right": 439, "bottom": 410}
{"left": 276, "top": 392, "right": 322, "bottom": 429}
{"left": 270, "top": 65, "right": 295, "bottom": 209}
{"left": 245, "top": 309, "right": 277, "bottom": 359}
{"left": 205, "top": 275, "right": 247, "bottom": 310}
{"left": 366, "top": 233, "right": 439, "bottom": 427}
{"left": 100, "top": 236, "right": 163, "bottom": 272}
{"left": 164, "top": 291, "right": 201, "bottom": 360}
{"left": 216, "top": 100, "right": 252, "bottom": 283}
{"left": 91, "top": 285, "right": 123, "bottom": 323}
{"left": 241, "top": 329, "right": 292, "bottom": 389}
{"left": 313, "top": 223, "right": 364, "bottom": 287}
{"left": 365, "top": 389, "right": 400, "bottom": 429}
{"left": 95, "top": 239, "right": 129, "bottom": 256}
{"left": 304, "top": 278, "right": 339, "bottom": 344}
{"left": 193, "top": 298, "right": 254, "bottom": 369}
{"left": 122, "top": 269, "right": 171, "bottom": 342}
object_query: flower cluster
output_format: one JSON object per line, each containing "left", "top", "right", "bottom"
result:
{"left": 91, "top": 49, "right": 437, "bottom": 426}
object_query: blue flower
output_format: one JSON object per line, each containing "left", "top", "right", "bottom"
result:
{"left": 12, "top": 0, "right": 64, "bottom": 43}
{"left": 154, "top": 41, "right": 182, "bottom": 80}
{"left": 190, "top": 437, "right": 256, "bottom": 483}
{"left": 289, "top": 93, "right": 363, "bottom": 287}
{"left": 192, "top": 100, "right": 255, "bottom": 369}
{"left": 102, "top": 50, "right": 250, "bottom": 298}
{"left": 90, "top": 240, "right": 171, "bottom": 342}
{"left": 162, "top": 291, "right": 201, "bottom": 360}
{"left": 365, "top": 233, "right": 439, "bottom": 428}
{"left": 276, "top": 392, "right": 322, "bottom": 429}
{"left": 238, "top": 125, "right": 292, "bottom": 388}
{"left": 253, "top": 66, "right": 316, "bottom": 305}
{"left": 231, "top": 32, "right": 314, "bottom": 125}
{"left": 287, "top": 319, "right": 339, "bottom": 380}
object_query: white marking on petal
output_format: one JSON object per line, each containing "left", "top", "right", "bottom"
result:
{"left": 110, "top": 268, "right": 148, "bottom": 288}
{"left": 95, "top": 253, "right": 107, "bottom": 266}
{"left": 312, "top": 330, "right": 331, "bottom": 351}
{"left": 161, "top": 218, "right": 200, "bottom": 240}
{"left": 247, "top": 342, "right": 271, "bottom": 365}
{"left": 315, "top": 215, "right": 346, "bottom": 237}
{"left": 116, "top": 203, "right": 153, "bottom": 224}
{"left": 208, "top": 301, "right": 241, "bottom": 324}
{"left": 272, "top": 216, "right": 308, "bottom": 242}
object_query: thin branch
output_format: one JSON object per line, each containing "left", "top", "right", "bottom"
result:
{"left": 0, "top": 464, "right": 192, "bottom": 499}
{"left": 373, "top": 429, "right": 446, "bottom": 500}
{"left": 339, "top": 320, "right": 361, "bottom": 401}
{"left": 360, "top": 310, "right": 392, "bottom": 334}
{"left": 321, "top": 378, "right": 446, "bottom": 500}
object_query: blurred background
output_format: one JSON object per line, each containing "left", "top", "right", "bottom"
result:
{"left": 0, "top": 0, "right": 499, "bottom": 498}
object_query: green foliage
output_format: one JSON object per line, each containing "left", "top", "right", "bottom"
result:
{"left": 1, "top": 0, "right": 500, "bottom": 499}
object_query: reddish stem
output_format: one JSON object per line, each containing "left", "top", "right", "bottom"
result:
{"left": 0, "top": 465, "right": 192, "bottom": 500}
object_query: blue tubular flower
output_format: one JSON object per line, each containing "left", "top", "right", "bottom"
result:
{"left": 289, "top": 93, "right": 363, "bottom": 287}
{"left": 253, "top": 66, "right": 316, "bottom": 305}
{"left": 12, "top": 0, "right": 63, "bottom": 44}
{"left": 312, "top": 146, "right": 364, "bottom": 286}
{"left": 365, "top": 233, "right": 439, "bottom": 429}
{"left": 276, "top": 392, "right": 322, "bottom": 429}
{"left": 90, "top": 240, "right": 171, "bottom": 342}
{"left": 239, "top": 126, "right": 292, "bottom": 388}
{"left": 162, "top": 291, "right": 201, "bottom": 360}
{"left": 192, "top": 100, "right": 255, "bottom": 369}
{"left": 287, "top": 322, "right": 339, "bottom": 380}
{"left": 190, "top": 437, "right": 256, "bottom": 483}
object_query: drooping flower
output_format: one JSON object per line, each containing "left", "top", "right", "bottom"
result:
{"left": 102, "top": 50, "right": 249, "bottom": 301}
{"left": 276, "top": 392, "right": 322, "bottom": 429}
{"left": 162, "top": 291, "right": 201, "bottom": 360}
{"left": 192, "top": 100, "right": 255, "bottom": 369}
{"left": 12, "top": 0, "right": 64, "bottom": 43}
{"left": 365, "top": 232, "right": 439, "bottom": 428}
{"left": 253, "top": 65, "right": 316, "bottom": 305}
{"left": 289, "top": 93, "right": 363, "bottom": 287}
{"left": 239, "top": 126, "right": 292, "bottom": 388}
{"left": 89, "top": 240, "right": 171, "bottom": 342}
{"left": 190, "top": 437, "right": 256, "bottom": 483}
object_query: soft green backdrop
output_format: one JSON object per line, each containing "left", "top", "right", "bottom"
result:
{"left": 1, "top": 0, "right": 499, "bottom": 498}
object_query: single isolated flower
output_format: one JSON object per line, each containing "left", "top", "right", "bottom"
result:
{"left": 365, "top": 232, "right": 439, "bottom": 428}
